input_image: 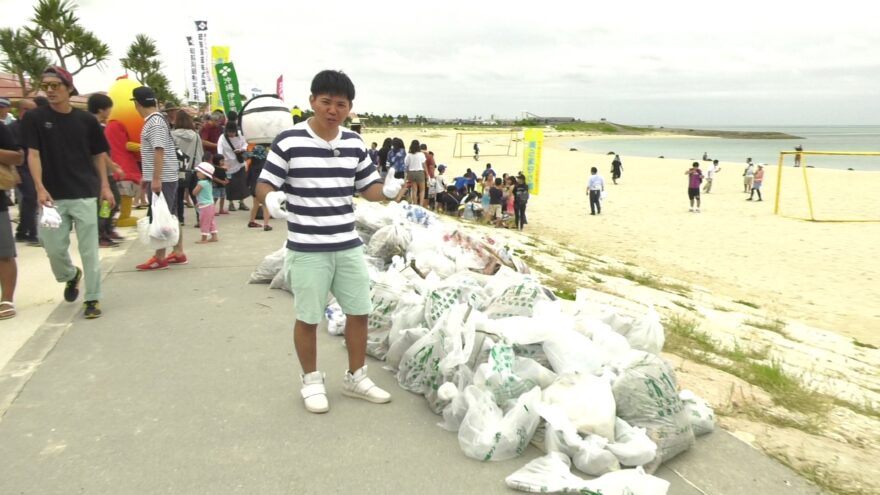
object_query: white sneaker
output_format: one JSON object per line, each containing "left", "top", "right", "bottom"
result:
{"left": 689, "top": 207, "right": 695, "bottom": 212}
{"left": 301, "top": 371, "right": 329, "bottom": 413}
{"left": 695, "top": 208, "right": 701, "bottom": 213}
{"left": 342, "top": 365, "right": 391, "bottom": 404}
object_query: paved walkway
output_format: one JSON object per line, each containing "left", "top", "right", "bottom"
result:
{"left": 0, "top": 212, "right": 824, "bottom": 494}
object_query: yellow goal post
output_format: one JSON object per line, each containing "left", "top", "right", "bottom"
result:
{"left": 453, "top": 130, "right": 520, "bottom": 158}
{"left": 774, "top": 150, "right": 880, "bottom": 222}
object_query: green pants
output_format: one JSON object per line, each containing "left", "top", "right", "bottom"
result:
{"left": 39, "top": 198, "right": 102, "bottom": 301}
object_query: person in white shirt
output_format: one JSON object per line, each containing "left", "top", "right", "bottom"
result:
{"left": 216, "top": 122, "right": 250, "bottom": 211}
{"left": 703, "top": 159, "right": 721, "bottom": 193}
{"left": 743, "top": 158, "right": 755, "bottom": 193}
{"left": 402, "top": 139, "right": 426, "bottom": 206}
{"left": 587, "top": 166, "right": 605, "bottom": 215}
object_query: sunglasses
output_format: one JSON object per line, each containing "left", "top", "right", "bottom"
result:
{"left": 40, "top": 82, "right": 64, "bottom": 91}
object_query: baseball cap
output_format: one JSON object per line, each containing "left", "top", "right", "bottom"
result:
{"left": 0, "top": 98, "right": 10, "bottom": 108}
{"left": 131, "top": 86, "right": 158, "bottom": 106}
{"left": 437, "top": 164, "right": 447, "bottom": 172}
{"left": 42, "top": 66, "right": 78, "bottom": 96}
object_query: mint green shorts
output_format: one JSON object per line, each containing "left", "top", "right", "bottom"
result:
{"left": 285, "top": 246, "right": 373, "bottom": 325}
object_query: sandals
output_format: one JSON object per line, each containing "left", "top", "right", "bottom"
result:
{"left": 247, "top": 221, "right": 261, "bottom": 228}
{"left": 263, "top": 225, "right": 273, "bottom": 231}
{"left": 0, "top": 301, "right": 15, "bottom": 320}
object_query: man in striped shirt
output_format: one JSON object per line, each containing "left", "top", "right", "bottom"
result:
{"left": 256, "top": 70, "right": 392, "bottom": 414}
{"left": 133, "top": 87, "right": 188, "bottom": 270}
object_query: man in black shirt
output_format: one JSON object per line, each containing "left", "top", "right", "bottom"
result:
{"left": 0, "top": 122, "right": 22, "bottom": 319}
{"left": 22, "top": 66, "right": 115, "bottom": 319}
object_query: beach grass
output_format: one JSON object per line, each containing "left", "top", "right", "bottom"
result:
{"left": 672, "top": 300, "right": 697, "bottom": 312}
{"left": 853, "top": 340, "right": 878, "bottom": 350}
{"left": 734, "top": 299, "right": 761, "bottom": 309}
{"left": 744, "top": 318, "right": 788, "bottom": 337}
{"left": 543, "top": 245, "right": 561, "bottom": 257}
{"left": 598, "top": 266, "right": 691, "bottom": 295}
{"left": 713, "top": 304, "right": 733, "bottom": 312}
{"left": 588, "top": 275, "right": 604, "bottom": 284}
{"left": 519, "top": 254, "right": 548, "bottom": 273}
{"left": 566, "top": 260, "right": 591, "bottom": 274}
{"left": 663, "top": 313, "right": 826, "bottom": 415}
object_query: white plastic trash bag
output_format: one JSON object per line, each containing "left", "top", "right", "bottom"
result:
{"left": 626, "top": 305, "right": 665, "bottom": 355}
{"left": 584, "top": 467, "right": 670, "bottom": 495}
{"left": 367, "top": 222, "right": 412, "bottom": 261}
{"left": 438, "top": 382, "right": 470, "bottom": 432}
{"left": 505, "top": 452, "right": 592, "bottom": 493}
{"left": 382, "top": 177, "right": 404, "bottom": 199}
{"left": 325, "top": 302, "right": 346, "bottom": 336}
{"left": 384, "top": 327, "right": 428, "bottom": 371}
{"left": 573, "top": 435, "right": 620, "bottom": 477}
{"left": 606, "top": 418, "right": 658, "bottom": 467}
{"left": 612, "top": 351, "right": 694, "bottom": 466}
{"left": 542, "top": 328, "right": 604, "bottom": 375}
{"left": 679, "top": 390, "right": 715, "bottom": 436}
{"left": 542, "top": 373, "right": 617, "bottom": 441}
{"left": 249, "top": 247, "right": 286, "bottom": 284}
{"left": 458, "top": 385, "right": 541, "bottom": 462}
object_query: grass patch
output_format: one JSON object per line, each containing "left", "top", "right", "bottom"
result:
{"left": 713, "top": 304, "right": 733, "bottom": 312}
{"left": 554, "top": 289, "right": 576, "bottom": 301}
{"left": 744, "top": 318, "right": 788, "bottom": 337}
{"left": 853, "top": 340, "right": 878, "bottom": 350}
{"left": 734, "top": 299, "right": 760, "bottom": 309}
{"left": 566, "top": 260, "right": 591, "bottom": 274}
{"left": 543, "top": 245, "right": 561, "bottom": 257}
{"left": 547, "top": 274, "right": 580, "bottom": 298}
{"left": 832, "top": 397, "right": 880, "bottom": 421}
{"left": 623, "top": 260, "right": 638, "bottom": 267}
{"left": 663, "top": 314, "right": 823, "bottom": 415}
{"left": 519, "top": 255, "right": 548, "bottom": 273}
{"left": 663, "top": 314, "right": 717, "bottom": 356}
{"left": 735, "top": 361, "right": 828, "bottom": 415}
{"left": 524, "top": 241, "right": 538, "bottom": 248}
{"left": 672, "top": 300, "right": 697, "bottom": 312}
{"left": 598, "top": 266, "right": 691, "bottom": 295}
{"left": 588, "top": 275, "right": 603, "bottom": 284}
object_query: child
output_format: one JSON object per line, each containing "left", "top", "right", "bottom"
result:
{"left": 192, "top": 162, "right": 219, "bottom": 243}
{"left": 485, "top": 177, "right": 504, "bottom": 226}
{"left": 211, "top": 154, "right": 230, "bottom": 214}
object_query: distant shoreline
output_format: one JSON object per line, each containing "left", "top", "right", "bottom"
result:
{"left": 656, "top": 127, "right": 802, "bottom": 139}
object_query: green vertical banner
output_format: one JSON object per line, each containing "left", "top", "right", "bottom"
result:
{"left": 215, "top": 62, "right": 242, "bottom": 115}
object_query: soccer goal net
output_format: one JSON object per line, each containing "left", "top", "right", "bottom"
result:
{"left": 773, "top": 150, "right": 880, "bottom": 222}
{"left": 453, "top": 130, "right": 520, "bottom": 159}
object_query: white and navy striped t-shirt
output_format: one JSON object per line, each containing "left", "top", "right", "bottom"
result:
{"left": 259, "top": 120, "right": 382, "bottom": 252}
{"left": 140, "top": 112, "right": 179, "bottom": 184}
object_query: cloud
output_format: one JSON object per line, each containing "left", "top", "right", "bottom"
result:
{"left": 6, "top": 0, "right": 880, "bottom": 124}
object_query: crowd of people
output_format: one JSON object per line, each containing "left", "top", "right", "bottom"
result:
{"left": 0, "top": 66, "right": 278, "bottom": 320}
{"left": 370, "top": 143, "right": 533, "bottom": 231}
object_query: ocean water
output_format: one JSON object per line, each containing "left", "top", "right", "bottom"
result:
{"left": 569, "top": 126, "right": 880, "bottom": 171}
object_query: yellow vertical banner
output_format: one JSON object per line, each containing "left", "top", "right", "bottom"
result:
{"left": 210, "top": 46, "right": 230, "bottom": 111}
{"left": 522, "top": 129, "right": 543, "bottom": 195}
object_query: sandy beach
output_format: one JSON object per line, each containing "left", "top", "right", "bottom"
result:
{"left": 363, "top": 128, "right": 880, "bottom": 347}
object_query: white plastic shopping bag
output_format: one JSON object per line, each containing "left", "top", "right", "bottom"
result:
{"left": 146, "top": 192, "right": 179, "bottom": 247}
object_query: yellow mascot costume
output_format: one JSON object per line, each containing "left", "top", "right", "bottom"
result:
{"left": 105, "top": 76, "right": 144, "bottom": 227}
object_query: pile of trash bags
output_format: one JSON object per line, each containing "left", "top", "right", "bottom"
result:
{"left": 250, "top": 201, "right": 715, "bottom": 494}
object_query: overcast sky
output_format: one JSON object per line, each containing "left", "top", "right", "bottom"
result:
{"left": 5, "top": 0, "right": 880, "bottom": 126}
